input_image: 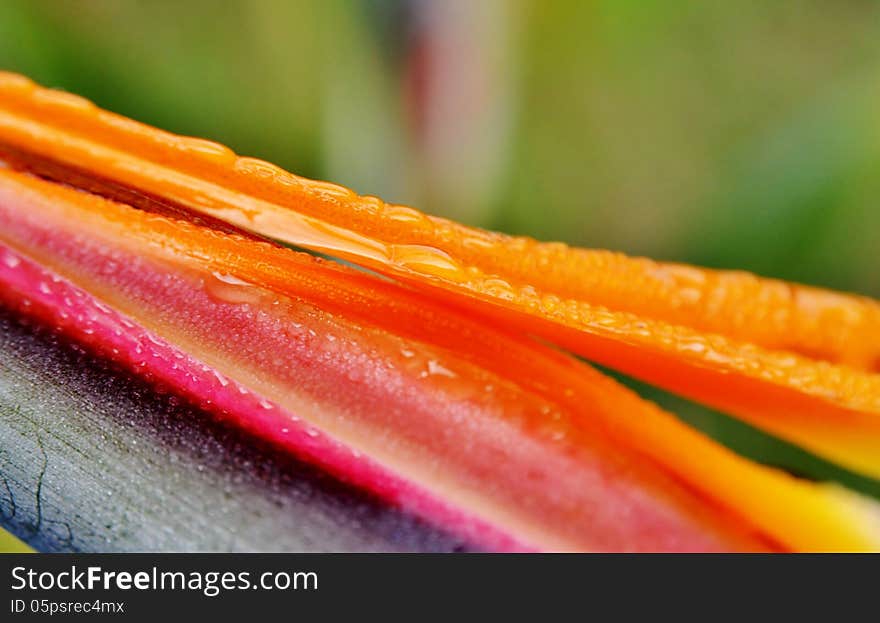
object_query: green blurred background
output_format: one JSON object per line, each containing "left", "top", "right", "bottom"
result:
{"left": 1, "top": 0, "right": 879, "bottom": 494}
{"left": 2, "top": 0, "right": 878, "bottom": 295}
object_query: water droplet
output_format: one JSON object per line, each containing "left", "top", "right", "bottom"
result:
{"left": 3, "top": 253, "right": 20, "bottom": 268}
{"left": 206, "top": 271, "right": 263, "bottom": 306}
{"left": 680, "top": 340, "right": 707, "bottom": 354}
{"left": 178, "top": 136, "right": 235, "bottom": 163}
{"left": 541, "top": 294, "right": 561, "bottom": 313}
{"left": 426, "top": 360, "right": 456, "bottom": 378}
{"left": 482, "top": 278, "right": 515, "bottom": 299}
{"left": 392, "top": 244, "right": 462, "bottom": 280}
{"left": 235, "top": 156, "right": 284, "bottom": 179}
{"left": 461, "top": 235, "right": 494, "bottom": 250}
{"left": 212, "top": 370, "right": 230, "bottom": 386}
{"left": 307, "top": 178, "right": 355, "bottom": 200}
{"left": 384, "top": 205, "right": 426, "bottom": 223}
{"left": 519, "top": 284, "right": 538, "bottom": 298}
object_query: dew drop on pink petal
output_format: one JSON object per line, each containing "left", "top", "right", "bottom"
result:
{"left": 205, "top": 271, "right": 263, "bottom": 306}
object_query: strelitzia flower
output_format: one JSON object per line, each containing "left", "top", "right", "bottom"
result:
{"left": 1, "top": 71, "right": 878, "bottom": 552}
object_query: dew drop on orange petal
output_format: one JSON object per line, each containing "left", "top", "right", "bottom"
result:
{"left": 461, "top": 234, "right": 495, "bottom": 251}
{"left": 358, "top": 195, "right": 385, "bottom": 214}
{"left": 304, "top": 178, "right": 356, "bottom": 201}
{"left": 481, "top": 277, "right": 516, "bottom": 300}
{"left": 423, "top": 359, "right": 456, "bottom": 378}
{"left": 519, "top": 284, "right": 538, "bottom": 298}
{"left": 177, "top": 136, "right": 236, "bottom": 164}
{"left": 234, "top": 157, "right": 287, "bottom": 180}
{"left": 541, "top": 294, "right": 562, "bottom": 313}
{"left": 648, "top": 263, "right": 708, "bottom": 288}
{"left": 249, "top": 208, "right": 391, "bottom": 263}
{"left": 678, "top": 339, "right": 707, "bottom": 355}
{"left": 391, "top": 244, "right": 463, "bottom": 281}
{"left": 384, "top": 204, "right": 427, "bottom": 224}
